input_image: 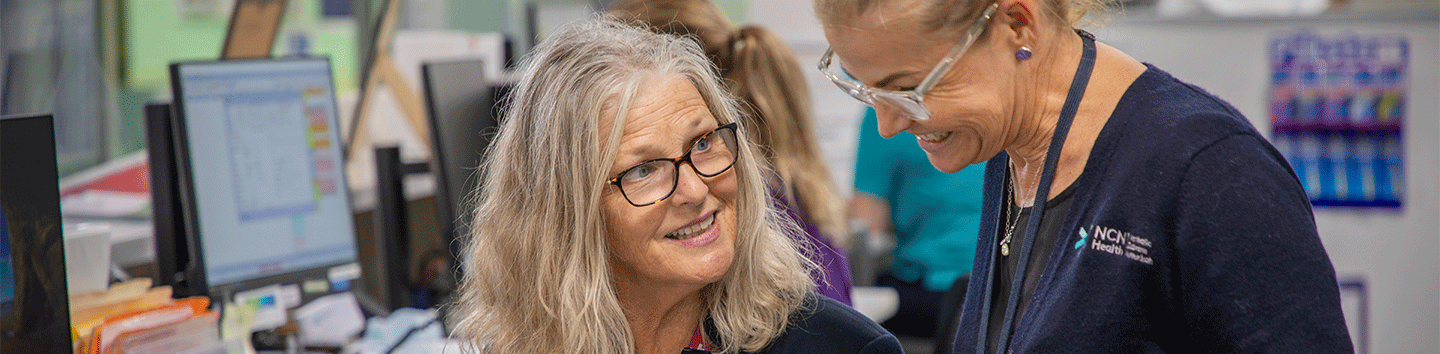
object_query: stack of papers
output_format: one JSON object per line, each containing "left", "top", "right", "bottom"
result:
{"left": 71, "top": 280, "right": 221, "bottom": 354}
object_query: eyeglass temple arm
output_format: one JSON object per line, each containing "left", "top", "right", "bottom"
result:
{"left": 915, "top": 3, "right": 999, "bottom": 94}
{"left": 817, "top": 49, "right": 843, "bottom": 82}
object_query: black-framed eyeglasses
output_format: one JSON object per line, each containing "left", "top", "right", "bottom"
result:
{"left": 607, "top": 123, "right": 739, "bottom": 207}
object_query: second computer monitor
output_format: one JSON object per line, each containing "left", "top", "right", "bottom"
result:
{"left": 168, "top": 58, "right": 360, "bottom": 302}
{"left": 420, "top": 59, "right": 513, "bottom": 267}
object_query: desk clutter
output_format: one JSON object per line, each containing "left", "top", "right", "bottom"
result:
{"left": 70, "top": 281, "right": 217, "bottom": 354}
{"left": 56, "top": 53, "right": 477, "bottom": 352}
{"left": 0, "top": 1, "right": 512, "bottom": 352}
{"left": 69, "top": 279, "right": 463, "bottom": 354}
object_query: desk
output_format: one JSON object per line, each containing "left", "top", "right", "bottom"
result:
{"left": 61, "top": 174, "right": 447, "bottom": 310}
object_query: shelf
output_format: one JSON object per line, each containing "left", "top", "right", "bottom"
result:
{"left": 1114, "top": 4, "right": 1439, "bottom": 25}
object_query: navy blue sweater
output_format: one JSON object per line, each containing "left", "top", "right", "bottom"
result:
{"left": 952, "top": 65, "right": 1353, "bottom": 353}
{"left": 706, "top": 294, "right": 903, "bottom": 353}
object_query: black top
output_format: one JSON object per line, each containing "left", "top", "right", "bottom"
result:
{"left": 985, "top": 183, "right": 1077, "bottom": 353}
{"left": 950, "top": 64, "right": 1353, "bottom": 353}
{"left": 702, "top": 293, "right": 903, "bottom": 354}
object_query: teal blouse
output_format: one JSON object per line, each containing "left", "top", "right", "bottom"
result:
{"left": 852, "top": 108, "right": 986, "bottom": 292}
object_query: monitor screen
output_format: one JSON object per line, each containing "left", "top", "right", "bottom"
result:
{"left": 0, "top": 114, "right": 72, "bottom": 353}
{"left": 169, "top": 59, "right": 357, "bottom": 292}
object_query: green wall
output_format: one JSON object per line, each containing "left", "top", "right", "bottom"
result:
{"left": 124, "top": 0, "right": 749, "bottom": 91}
{"left": 116, "top": 0, "right": 364, "bottom": 157}
{"left": 443, "top": 0, "right": 748, "bottom": 56}
{"left": 715, "top": 0, "right": 749, "bottom": 24}
{"left": 113, "top": 0, "right": 745, "bottom": 158}
{"left": 123, "top": 0, "right": 360, "bottom": 91}
{"left": 447, "top": 0, "right": 510, "bottom": 34}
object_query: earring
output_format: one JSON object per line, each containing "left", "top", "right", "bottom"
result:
{"left": 1015, "top": 46, "right": 1033, "bottom": 61}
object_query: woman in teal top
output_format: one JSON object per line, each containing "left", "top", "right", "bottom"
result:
{"left": 851, "top": 107, "right": 984, "bottom": 338}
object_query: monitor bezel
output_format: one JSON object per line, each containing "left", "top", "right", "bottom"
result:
{"left": 167, "top": 57, "right": 360, "bottom": 303}
{"left": 418, "top": 58, "right": 485, "bottom": 257}
{"left": 0, "top": 113, "right": 74, "bottom": 352}
{"left": 143, "top": 102, "right": 197, "bottom": 298}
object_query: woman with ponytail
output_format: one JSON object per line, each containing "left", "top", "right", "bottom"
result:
{"left": 611, "top": 0, "right": 855, "bottom": 306}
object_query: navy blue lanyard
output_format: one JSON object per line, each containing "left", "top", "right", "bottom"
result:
{"left": 978, "top": 31, "right": 1096, "bottom": 354}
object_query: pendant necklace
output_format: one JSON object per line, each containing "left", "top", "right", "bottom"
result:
{"left": 981, "top": 30, "right": 1097, "bottom": 354}
{"left": 999, "top": 167, "right": 1037, "bottom": 256}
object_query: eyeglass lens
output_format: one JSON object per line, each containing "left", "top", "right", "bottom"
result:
{"left": 824, "top": 53, "right": 932, "bottom": 121}
{"left": 880, "top": 96, "right": 931, "bottom": 121}
{"left": 616, "top": 126, "right": 738, "bottom": 206}
{"left": 825, "top": 58, "right": 875, "bottom": 105}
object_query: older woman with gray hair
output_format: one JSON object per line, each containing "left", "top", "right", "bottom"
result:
{"left": 811, "top": 0, "right": 1351, "bottom": 353}
{"left": 450, "top": 17, "right": 901, "bottom": 354}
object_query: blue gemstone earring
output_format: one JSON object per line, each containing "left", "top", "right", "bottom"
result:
{"left": 1015, "top": 46, "right": 1033, "bottom": 61}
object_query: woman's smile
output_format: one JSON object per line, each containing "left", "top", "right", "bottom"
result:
{"left": 664, "top": 211, "right": 720, "bottom": 247}
{"left": 915, "top": 130, "right": 954, "bottom": 144}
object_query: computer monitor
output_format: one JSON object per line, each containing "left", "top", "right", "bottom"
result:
{"left": 0, "top": 113, "right": 72, "bottom": 353}
{"left": 420, "top": 59, "right": 494, "bottom": 250}
{"left": 144, "top": 102, "right": 198, "bottom": 298}
{"left": 420, "top": 60, "right": 511, "bottom": 289}
{"left": 168, "top": 58, "right": 360, "bottom": 304}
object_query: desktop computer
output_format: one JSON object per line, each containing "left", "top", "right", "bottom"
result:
{"left": 167, "top": 58, "right": 362, "bottom": 305}
{"left": 0, "top": 113, "right": 73, "bottom": 353}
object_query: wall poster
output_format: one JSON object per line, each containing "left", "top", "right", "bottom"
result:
{"left": 1269, "top": 30, "right": 1407, "bottom": 208}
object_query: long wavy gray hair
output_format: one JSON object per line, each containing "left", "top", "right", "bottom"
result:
{"left": 450, "top": 15, "right": 815, "bottom": 354}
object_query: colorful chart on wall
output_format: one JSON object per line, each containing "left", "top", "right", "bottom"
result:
{"left": 1268, "top": 30, "right": 1407, "bottom": 208}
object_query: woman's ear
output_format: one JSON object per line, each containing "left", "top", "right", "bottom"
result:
{"left": 995, "top": 0, "right": 1039, "bottom": 45}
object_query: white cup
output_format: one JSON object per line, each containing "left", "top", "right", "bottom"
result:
{"left": 63, "top": 223, "right": 112, "bottom": 295}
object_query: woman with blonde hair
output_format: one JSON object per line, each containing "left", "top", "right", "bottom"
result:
{"left": 609, "top": 0, "right": 855, "bottom": 305}
{"left": 451, "top": 16, "right": 900, "bottom": 354}
{"left": 811, "top": 0, "right": 1351, "bottom": 352}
